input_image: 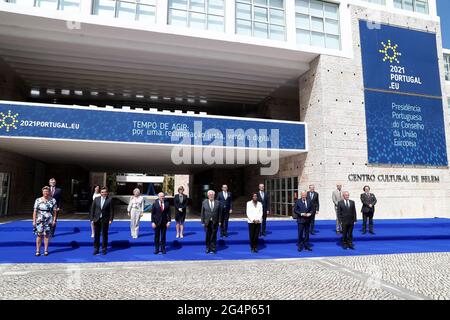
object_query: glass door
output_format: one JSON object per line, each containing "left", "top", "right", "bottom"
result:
{"left": 0, "top": 173, "right": 10, "bottom": 216}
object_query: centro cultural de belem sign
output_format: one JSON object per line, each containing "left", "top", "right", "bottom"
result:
{"left": 359, "top": 21, "right": 447, "bottom": 167}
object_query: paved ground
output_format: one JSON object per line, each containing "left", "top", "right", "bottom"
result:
{"left": 0, "top": 252, "right": 449, "bottom": 300}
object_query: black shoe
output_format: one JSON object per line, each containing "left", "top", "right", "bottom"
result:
{"left": 93, "top": 249, "right": 99, "bottom": 255}
{"left": 348, "top": 244, "right": 355, "bottom": 250}
{"left": 154, "top": 250, "right": 159, "bottom": 254}
{"left": 305, "top": 246, "right": 312, "bottom": 251}
{"left": 297, "top": 246, "right": 303, "bottom": 252}
{"left": 310, "top": 232, "right": 316, "bottom": 235}
{"left": 211, "top": 249, "right": 217, "bottom": 254}
{"left": 102, "top": 249, "right": 107, "bottom": 255}
{"left": 369, "top": 231, "right": 375, "bottom": 235}
{"left": 254, "top": 248, "right": 258, "bottom": 253}
{"left": 161, "top": 248, "right": 167, "bottom": 254}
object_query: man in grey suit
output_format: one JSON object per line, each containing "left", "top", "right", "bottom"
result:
{"left": 332, "top": 183, "right": 344, "bottom": 234}
{"left": 201, "top": 190, "right": 222, "bottom": 254}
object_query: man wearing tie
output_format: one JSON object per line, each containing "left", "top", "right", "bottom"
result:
{"left": 49, "top": 178, "right": 62, "bottom": 237}
{"left": 256, "top": 184, "right": 270, "bottom": 237}
{"left": 332, "top": 183, "right": 344, "bottom": 234}
{"left": 89, "top": 187, "right": 113, "bottom": 255}
{"left": 151, "top": 192, "right": 171, "bottom": 254}
{"left": 307, "top": 184, "right": 320, "bottom": 235}
{"left": 201, "top": 190, "right": 221, "bottom": 254}
{"left": 217, "top": 184, "right": 232, "bottom": 237}
{"left": 337, "top": 191, "right": 357, "bottom": 250}
{"left": 293, "top": 191, "right": 313, "bottom": 252}
{"left": 360, "top": 186, "right": 377, "bottom": 234}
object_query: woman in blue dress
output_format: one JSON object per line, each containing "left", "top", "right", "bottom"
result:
{"left": 33, "top": 186, "right": 58, "bottom": 256}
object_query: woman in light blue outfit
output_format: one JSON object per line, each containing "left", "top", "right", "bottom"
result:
{"left": 33, "top": 186, "right": 58, "bottom": 256}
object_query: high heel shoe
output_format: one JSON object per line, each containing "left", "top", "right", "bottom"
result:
{"left": 44, "top": 251, "right": 49, "bottom": 256}
{"left": 35, "top": 251, "right": 41, "bottom": 256}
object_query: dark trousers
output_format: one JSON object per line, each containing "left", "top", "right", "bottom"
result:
{"left": 310, "top": 212, "right": 317, "bottom": 233}
{"left": 261, "top": 209, "right": 268, "bottom": 234}
{"left": 362, "top": 211, "right": 374, "bottom": 232}
{"left": 342, "top": 223, "right": 354, "bottom": 246}
{"left": 248, "top": 223, "right": 261, "bottom": 249}
{"left": 297, "top": 221, "right": 311, "bottom": 248}
{"left": 220, "top": 208, "right": 230, "bottom": 235}
{"left": 93, "top": 218, "right": 110, "bottom": 250}
{"left": 154, "top": 224, "right": 167, "bottom": 251}
{"left": 205, "top": 221, "right": 218, "bottom": 251}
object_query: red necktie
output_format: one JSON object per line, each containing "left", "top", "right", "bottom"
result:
{"left": 161, "top": 201, "right": 164, "bottom": 211}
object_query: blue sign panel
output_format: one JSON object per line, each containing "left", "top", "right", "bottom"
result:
{"left": 359, "top": 20, "right": 442, "bottom": 97}
{"left": 0, "top": 102, "right": 306, "bottom": 151}
{"left": 364, "top": 90, "right": 447, "bottom": 166}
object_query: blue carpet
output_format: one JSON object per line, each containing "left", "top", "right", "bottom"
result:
{"left": 1, "top": 218, "right": 450, "bottom": 264}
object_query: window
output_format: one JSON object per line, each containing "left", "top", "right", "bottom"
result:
{"left": 362, "top": 0, "right": 385, "bottom": 5}
{"left": 93, "top": 0, "right": 156, "bottom": 23}
{"left": 444, "top": 54, "right": 450, "bottom": 82}
{"left": 393, "top": 0, "right": 429, "bottom": 14}
{"left": 168, "top": 0, "right": 225, "bottom": 32}
{"left": 4, "top": 0, "right": 80, "bottom": 11}
{"left": 236, "top": 0, "right": 286, "bottom": 41}
{"left": 295, "top": 0, "right": 340, "bottom": 49}
{"left": 266, "top": 176, "right": 298, "bottom": 216}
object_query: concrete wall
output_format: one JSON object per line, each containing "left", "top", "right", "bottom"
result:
{"left": 253, "top": 4, "right": 450, "bottom": 219}
{"left": 0, "top": 58, "right": 27, "bottom": 101}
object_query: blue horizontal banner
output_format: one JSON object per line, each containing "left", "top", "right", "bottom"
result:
{"left": 0, "top": 102, "right": 306, "bottom": 151}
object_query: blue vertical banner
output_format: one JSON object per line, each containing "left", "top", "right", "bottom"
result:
{"left": 359, "top": 20, "right": 447, "bottom": 166}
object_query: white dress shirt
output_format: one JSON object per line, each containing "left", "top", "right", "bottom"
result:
{"left": 246, "top": 201, "right": 263, "bottom": 224}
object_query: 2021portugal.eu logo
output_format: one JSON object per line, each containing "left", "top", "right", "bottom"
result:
{"left": 0, "top": 110, "right": 19, "bottom": 132}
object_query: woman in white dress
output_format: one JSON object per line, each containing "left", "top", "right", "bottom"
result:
{"left": 91, "top": 185, "right": 101, "bottom": 238}
{"left": 128, "top": 188, "right": 144, "bottom": 239}
{"left": 246, "top": 193, "right": 263, "bottom": 253}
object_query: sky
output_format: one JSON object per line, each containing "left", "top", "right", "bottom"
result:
{"left": 437, "top": 0, "right": 450, "bottom": 49}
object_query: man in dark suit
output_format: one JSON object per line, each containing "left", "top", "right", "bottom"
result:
{"left": 337, "top": 191, "right": 357, "bottom": 250}
{"left": 307, "top": 184, "right": 320, "bottom": 235}
{"left": 49, "top": 178, "right": 62, "bottom": 237}
{"left": 360, "top": 185, "right": 377, "bottom": 234}
{"left": 151, "top": 192, "right": 171, "bottom": 254}
{"left": 256, "top": 183, "right": 269, "bottom": 236}
{"left": 89, "top": 186, "right": 113, "bottom": 255}
{"left": 217, "top": 184, "right": 232, "bottom": 237}
{"left": 201, "top": 190, "right": 222, "bottom": 254}
{"left": 293, "top": 191, "right": 313, "bottom": 252}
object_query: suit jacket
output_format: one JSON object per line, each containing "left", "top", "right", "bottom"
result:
{"left": 360, "top": 193, "right": 377, "bottom": 213}
{"left": 174, "top": 194, "right": 188, "bottom": 213}
{"left": 307, "top": 191, "right": 319, "bottom": 213}
{"left": 51, "top": 187, "right": 62, "bottom": 209}
{"left": 217, "top": 191, "right": 232, "bottom": 211}
{"left": 337, "top": 199, "right": 357, "bottom": 224}
{"left": 90, "top": 196, "right": 113, "bottom": 223}
{"left": 332, "top": 189, "right": 344, "bottom": 207}
{"left": 293, "top": 199, "right": 312, "bottom": 223}
{"left": 151, "top": 200, "right": 171, "bottom": 226}
{"left": 256, "top": 190, "right": 269, "bottom": 213}
{"left": 201, "top": 199, "right": 221, "bottom": 225}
